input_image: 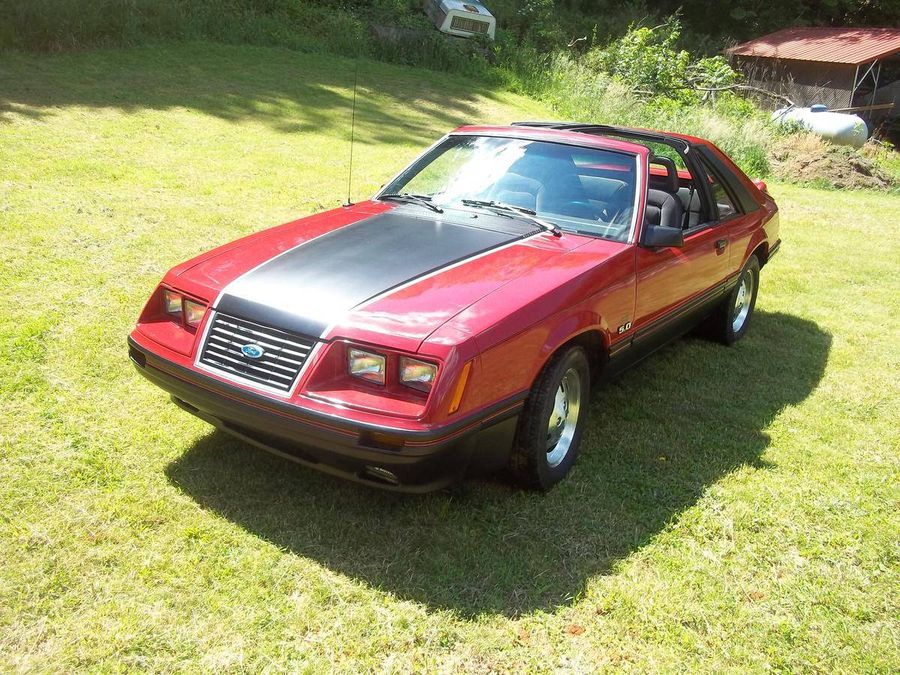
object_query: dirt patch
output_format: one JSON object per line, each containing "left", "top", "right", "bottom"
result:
{"left": 770, "top": 134, "right": 897, "bottom": 191}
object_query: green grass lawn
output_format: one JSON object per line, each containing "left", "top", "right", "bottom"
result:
{"left": 1, "top": 43, "right": 898, "bottom": 672}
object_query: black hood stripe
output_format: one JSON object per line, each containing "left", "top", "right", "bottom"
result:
{"left": 216, "top": 208, "right": 533, "bottom": 337}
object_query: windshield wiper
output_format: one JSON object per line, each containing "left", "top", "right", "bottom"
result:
{"left": 379, "top": 193, "right": 443, "bottom": 214}
{"left": 460, "top": 199, "right": 562, "bottom": 237}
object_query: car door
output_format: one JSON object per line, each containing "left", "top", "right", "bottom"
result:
{"left": 694, "top": 145, "right": 762, "bottom": 280}
{"left": 632, "top": 156, "right": 733, "bottom": 347}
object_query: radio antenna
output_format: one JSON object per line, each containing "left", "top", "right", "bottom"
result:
{"left": 343, "top": 60, "right": 359, "bottom": 207}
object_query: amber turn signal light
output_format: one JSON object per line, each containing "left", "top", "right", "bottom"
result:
{"left": 448, "top": 360, "right": 472, "bottom": 414}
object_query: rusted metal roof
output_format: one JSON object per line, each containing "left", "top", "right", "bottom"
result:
{"left": 726, "top": 27, "right": 900, "bottom": 65}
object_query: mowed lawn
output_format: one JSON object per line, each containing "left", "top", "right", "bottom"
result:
{"left": 1, "top": 44, "right": 898, "bottom": 672}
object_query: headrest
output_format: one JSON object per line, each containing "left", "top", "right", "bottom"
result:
{"left": 650, "top": 156, "right": 679, "bottom": 194}
{"left": 646, "top": 189, "right": 683, "bottom": 229}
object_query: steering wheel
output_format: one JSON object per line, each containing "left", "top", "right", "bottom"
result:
{"left": 561, "top": 199, "right": 601, "bottom": 220}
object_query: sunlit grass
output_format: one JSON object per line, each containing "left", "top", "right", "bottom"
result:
{"left": 1, "top": 44, "right": 898, "bottom": 672}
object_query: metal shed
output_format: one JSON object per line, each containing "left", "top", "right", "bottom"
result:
{"left": 725, "top": 27, "right": 900, "bottom": 117}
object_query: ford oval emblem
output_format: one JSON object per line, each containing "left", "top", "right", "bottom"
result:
{"left": 241, "top": 343, "right": 265, "bottom": 359}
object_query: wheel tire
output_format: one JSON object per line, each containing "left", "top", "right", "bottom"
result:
{"left": 510, "top": 346, "right": 590, "bottom": 491}
{"left": 709, "top": 254, "right": 760, "bottom": 345}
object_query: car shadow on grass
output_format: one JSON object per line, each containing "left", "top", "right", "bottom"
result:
{"left": 166, "top": 311, "right": 830, "bottom": 618}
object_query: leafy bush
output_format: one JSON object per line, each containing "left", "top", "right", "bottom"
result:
{"left": 584, "top": 18, "right": 740, "bottom": 104}
{"left": 585, "top": 19, "right": 692, "bottom": 100}
{"left": 512, "top": 0, "right": 563, "bottom": 49}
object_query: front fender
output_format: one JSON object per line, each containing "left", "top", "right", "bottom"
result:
{"left": 536, "top": 310, "right": 606, "bottom": 368}
{"left": 468, "top": 307, "right": 612, "bottom": 412}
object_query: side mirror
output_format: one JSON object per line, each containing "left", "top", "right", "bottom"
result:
{"left": 641, "top": 223, "right": 684, "bottom": 249}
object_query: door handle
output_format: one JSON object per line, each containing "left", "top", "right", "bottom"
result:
{"left": 715, "top": 238, "right": 728, "bottom": 253}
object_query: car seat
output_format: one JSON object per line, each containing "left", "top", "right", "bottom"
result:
{"left": 645, "top": 156, "right": 684, "bottom": 230}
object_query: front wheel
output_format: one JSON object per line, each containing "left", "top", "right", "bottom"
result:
{"left": 510, "top": 346, "right": 590, "bottom": 490}
{"left": 709, "top": 254, "right": 760, "bottom": 345}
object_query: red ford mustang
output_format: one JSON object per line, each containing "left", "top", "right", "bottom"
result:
{"left": 129, "top": 122, "right": 780, "bottom": 492}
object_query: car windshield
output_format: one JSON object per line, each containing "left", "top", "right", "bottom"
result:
{"left": 380, "top": 135, "right": 639, "bottom": 242}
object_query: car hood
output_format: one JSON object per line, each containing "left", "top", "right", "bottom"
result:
{"left": 176, "top": 203, "right": 601, "bottom": 352}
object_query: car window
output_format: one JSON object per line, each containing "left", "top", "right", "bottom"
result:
{"left": 697, "top": 156, "right": 739, "bottom": 220}
{"left": 401, "top": 141, "right": 471, "bottom": 195}
{"left": 382, "top": 135, "right": 640, "bottom": 242}
{"left": 710, "top": 176, "right": 737, "bottom": 219}
{"left": 697, "top": 146, "right": 760, "bottom": 213}
{"left": 643, "top": 142, "right": 687, "bottom": 171}
{"left": 602, "top": 135, "right": 687, "bottom": 171}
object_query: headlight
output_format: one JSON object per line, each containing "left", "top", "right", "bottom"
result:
{"left": 161, "top": 288, "right": 206, "bottom": 328}
{"left": 162, "top": 289, "right": 183, "bottom": 316}
{"left": 348, "top": 348, "right": 386, "bottom": 385}
{"left": 399, "top": 356, "right": 437, "bottom": 392}
{"left": 183, "top": 299, "right": 206, "bottom": 327}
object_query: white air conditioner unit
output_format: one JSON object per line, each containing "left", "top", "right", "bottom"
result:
{"left": 424, "top": 0, "right": 496, "bottom": 40}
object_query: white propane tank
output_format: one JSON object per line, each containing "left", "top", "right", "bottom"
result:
{"left": 772, "top": 104, "right": 869, "bottom": 149}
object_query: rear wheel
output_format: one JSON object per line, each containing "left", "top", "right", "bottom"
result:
{"left": 510, "top": 346, "right": 590, "bottom": 490}
{"left": 709, "top": 254, "right": 760, "bottom": 345}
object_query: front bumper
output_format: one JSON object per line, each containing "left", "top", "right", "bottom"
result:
{"left": 128, "top": 337, "right": 522, "bottom": 492}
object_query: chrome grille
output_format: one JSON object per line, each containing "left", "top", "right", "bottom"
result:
{"left": 199, "top": 313, "right": 316, "bottom": 392}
